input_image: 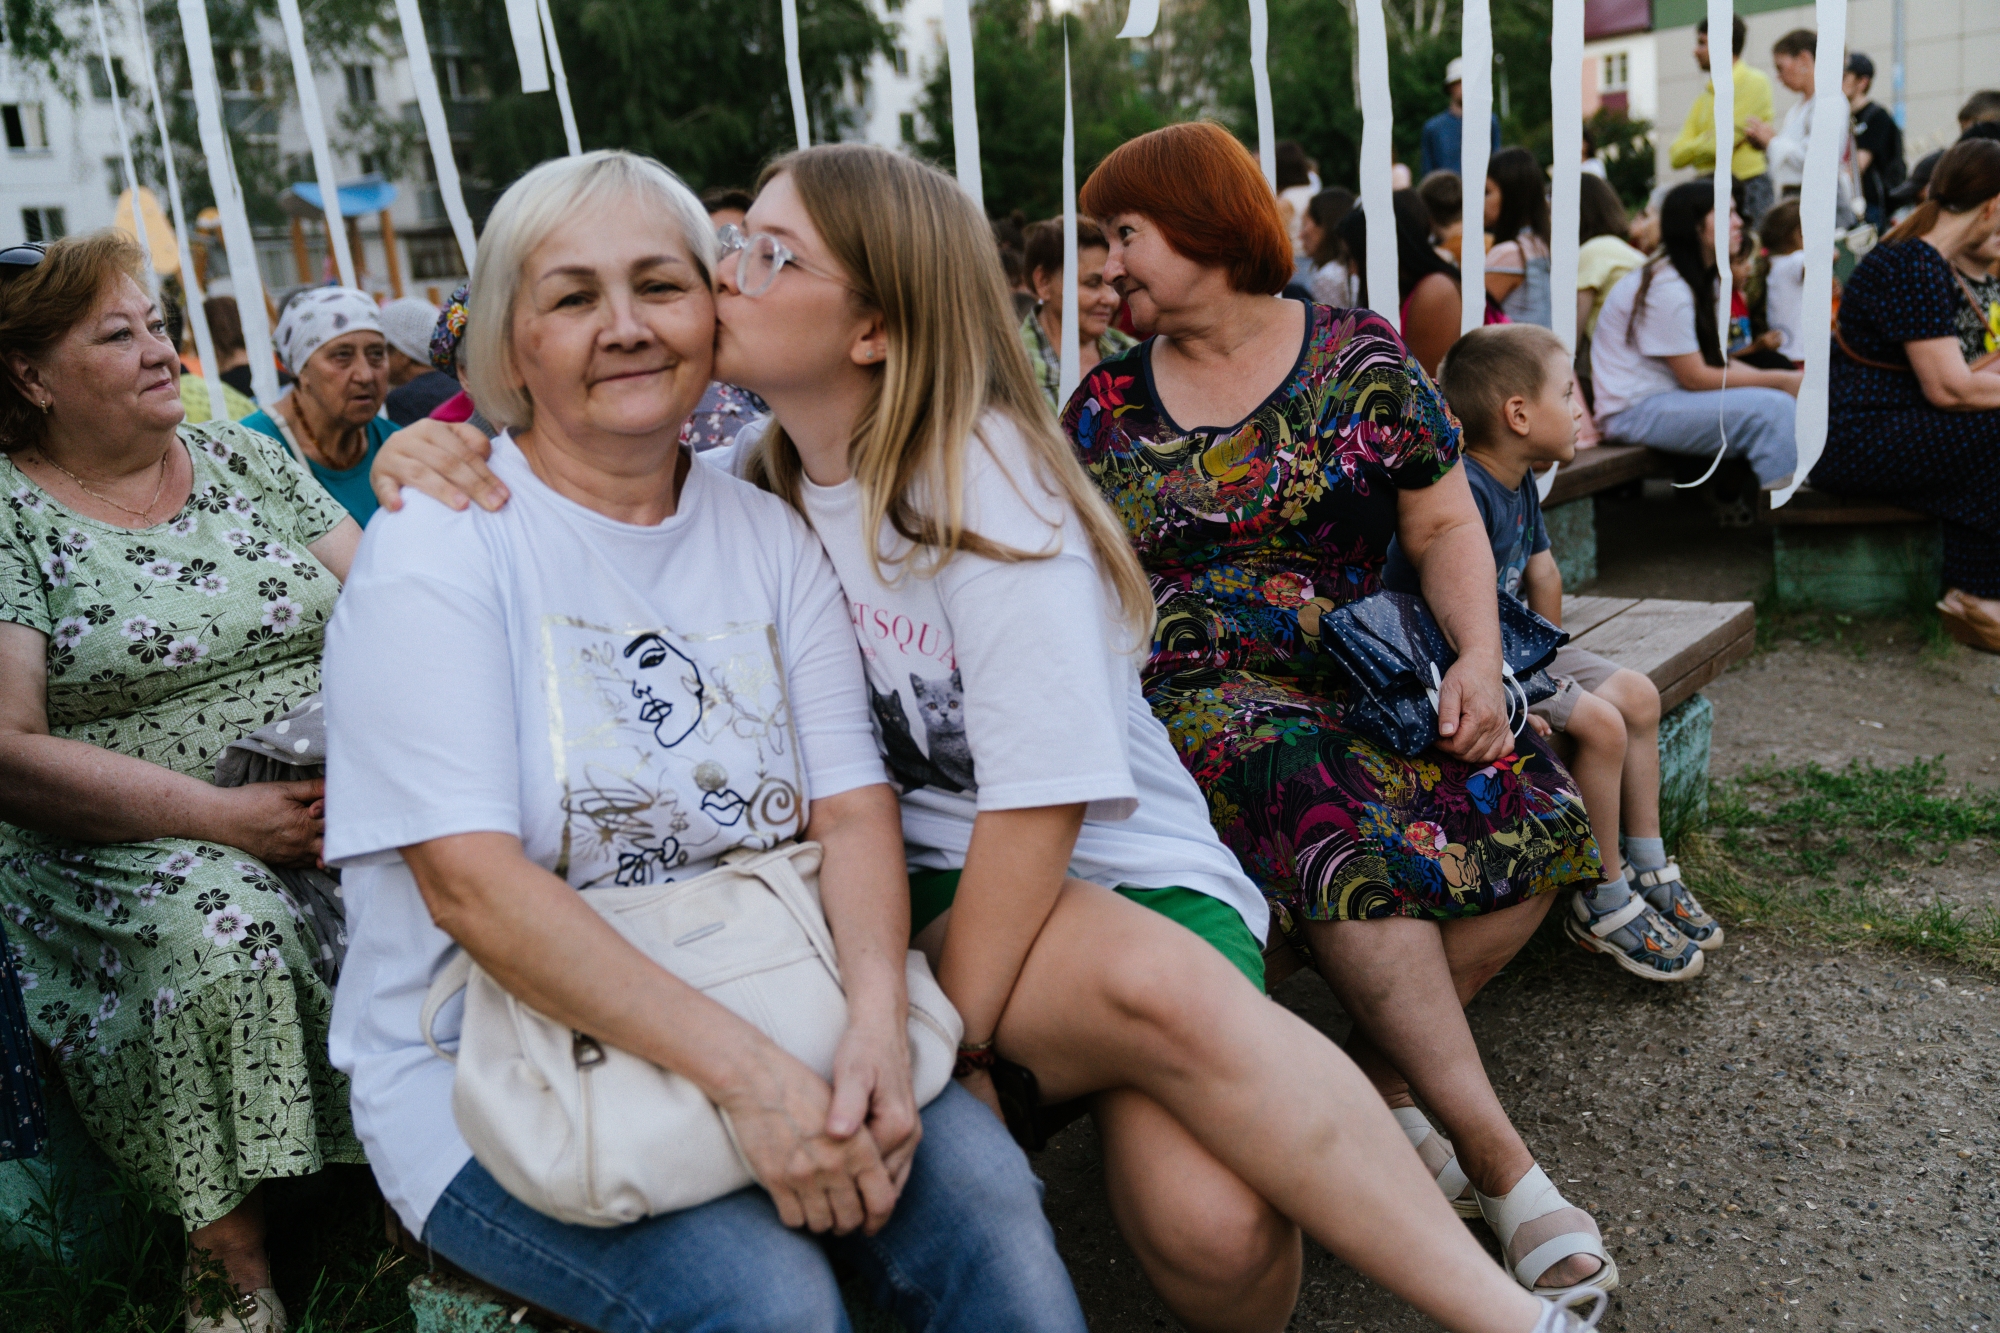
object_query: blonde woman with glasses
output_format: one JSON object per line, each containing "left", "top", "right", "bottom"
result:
{"left": 371, "top": 145, "right": 1609, "bottom": 1333}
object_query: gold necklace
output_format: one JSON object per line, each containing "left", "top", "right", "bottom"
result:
{"left": 34, "top": 444, "right": 173, "bottom": 522}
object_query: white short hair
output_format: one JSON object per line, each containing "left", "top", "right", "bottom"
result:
{"left": 462, "top": 150, "right": 717, "bottom": 432}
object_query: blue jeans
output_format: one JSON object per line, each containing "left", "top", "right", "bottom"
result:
{"left": 1602, "top": 385, "right": 1798, "bottom": 488}
{"left": 421, "top": 1082, "right": 1086, "bottom": 1333}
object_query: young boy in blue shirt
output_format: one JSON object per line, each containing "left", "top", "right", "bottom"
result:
{"left": 1390, "top": 325, "right": 1719, "bottom": 981}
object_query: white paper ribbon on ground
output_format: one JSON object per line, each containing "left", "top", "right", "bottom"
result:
{"left": 88, "top": 0, "right": 153, "bottom": 297}
{"left": 505, "top": 0, "right": 550, "bottom": 93}
{"left": 1678, "top": 0, "right": 1736, "bottom": 489}
{"left": 1541, "top": 0, "right": 1585, "bottom": 502}
{"left": 1458, "top": 0, "right": 1492, "bottom": 334}
{"left": 276, "top": 0, "right": 358, "bottom": 288}
{"left": 538, "top": 0, "right": 581, "bottom": 155}
{"left": 1769, "top": 0, "right": 1846, "bottom": 508}
{"left": 128, "top": 0, "right": 224, "bottom": 418}
{"left": 395, "top": 0, "right": 479, "bottom": 276}
{"left": 942, "top": 0, "right": 982, "bottom": 205}
{"left": 781, "top": 0, "right": 810, "bottom": 150}
{"left": 1354, "top": 0, "right": 1397, "bottom": 328}
{"left": 1248, "top": 0, "right": 1274, "bottom": 189}
{"left": 177, "top": 0, "right": 278, "bottom": 405}
{"left": 1058, "top": 25, "right": 1080, "bottom": 408}
{"left": 1116, "top": 0, "right": 1159, "bottom": 39}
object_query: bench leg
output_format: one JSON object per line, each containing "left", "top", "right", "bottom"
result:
{"left": 1657, "top": 694, "right": 1714, "bottom": 841}
{"left": 1544, "top": 498, "right": 1597, "bottom": 589}
{"left": 1772, "top": 524, "right": 1943, "bottom": 614}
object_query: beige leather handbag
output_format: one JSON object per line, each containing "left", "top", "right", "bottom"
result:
{"left": 420, "top": 841, "right": 962, "bottom": 1227}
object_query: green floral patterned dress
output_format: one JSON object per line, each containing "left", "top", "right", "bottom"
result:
{"left": 0, "top": 421, "right": 363, "bottom": 1229}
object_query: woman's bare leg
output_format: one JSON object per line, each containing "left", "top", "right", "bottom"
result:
{"left": 1096, "top": 1088, "right": 1302, "bottom": 1333}
{"left": 1305, "top": 898, "right": 1601, "bottom": 1288}
{"left": 187, "top": 1186, "right": 269, "bottom": 1295}
{"left": 957, "top": 880, "right": 1546, "bottom": 1333}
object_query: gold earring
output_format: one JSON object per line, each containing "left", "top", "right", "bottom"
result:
{"left": 39, "top": 398, "right": 52, "bottom": 414}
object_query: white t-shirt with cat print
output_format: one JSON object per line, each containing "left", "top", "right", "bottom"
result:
{"left": 786, "top": 411, "right": 1268, "bottom": 942}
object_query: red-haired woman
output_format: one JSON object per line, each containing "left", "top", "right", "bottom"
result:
{"left": 1065, "top": 121, "right": 1613, "bottom": 1296}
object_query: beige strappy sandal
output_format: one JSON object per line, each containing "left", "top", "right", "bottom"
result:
{"left": 1391, "top": 1106, "right": 1480, "bottom": 1218}
{"left": 1475, "top": 1164, "right": 1618, "bottom": 1295}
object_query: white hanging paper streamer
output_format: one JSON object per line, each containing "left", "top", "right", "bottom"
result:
{"left": 941, "top": 0, "right": 981, "bottom": 206}
{"left": 1540, "top": 0, "right": 1585, "bottom": 503}
{"left": 1354, "top": 0, "right": 1397, "bottom": 328}
{"left": 177, "top": 0, "right": 279, "bottom": 405}
{"left": 1058, "top": 25, "right": 1080, "bottom": 407}
{"left": 780, "top": 0, "right": 809, "bottom": 149}
{"left": 89, "top": 0, "right": 154, "bottom": 297}
{"left": 1116, "top": 0, "right": 1159, "bottom": 39}
{"left": 1248, "top": 0, "right": 1274, "bottom": 189}
{"left": 276, "top": 0, "right": 358, "bottom": 288}
{"left": 1677, "top": 0, "right": 1736, "bottom": 489}
{"left": 1768, "top": 0, "right": 1846, "bottom": 508}
{"left": 128, "top": 0, "right": 225, "bottom": 418}
{"left": 505, "top": 0, "right": 550, "bottom": 94}
{"left": 538, "top": 0, "right": 581, "bottom": 155}
{"left": 1458, "top": 0, "right": 1492, "bottom": 334}
{"left": 395, "top": 0, "right": 479, "bottom": 276}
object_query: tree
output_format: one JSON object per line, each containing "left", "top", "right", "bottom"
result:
{"left": 913, "top": 0, "right": 1167, "bottom": 220}
{"left": 444, "top": 0, "right": 889, "bottom": 195}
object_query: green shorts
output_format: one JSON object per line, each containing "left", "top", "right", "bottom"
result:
{"left": 908, "top": 868, "right": 1266, "bottom": 993}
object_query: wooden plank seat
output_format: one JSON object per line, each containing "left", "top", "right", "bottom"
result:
{"left": 1758, "top": 484, "right": 1928, "bottom": 526}
{"left": 1259, "top": 594, "right": 1754, "bottom": 987}
{"left": 1542, "top": 442, "right": 1670, "bottom": 508}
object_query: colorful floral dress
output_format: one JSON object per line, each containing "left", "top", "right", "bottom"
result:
{"left": 1062, "top": 303, "right": 1598, "bottom": 928}
{"left": 0, "top": 421, "right": 364, "bottom": 1228}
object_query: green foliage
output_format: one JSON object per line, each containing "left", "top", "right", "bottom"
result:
{"left": 1585, "top": 107, "right": 1657, "bottom": 210}
{"left": 913, "top": 0, "right": 1168, "bottom": 221}
{"left": 443, "top": 0, "right": 890, "bottom": 197}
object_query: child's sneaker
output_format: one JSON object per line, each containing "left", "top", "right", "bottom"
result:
{"left": 1563, "top": 890, "right": 1704, "bottom": 981}
{"left": 1634, "top": 862, "right": 1725, "bottom": 949}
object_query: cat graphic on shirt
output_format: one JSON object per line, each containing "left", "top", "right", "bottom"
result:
{"left": 910, "top": 669, "right": 976, "bottom": 791}
{"left": 869, "top": 682, "right": 963, "bottom": 794}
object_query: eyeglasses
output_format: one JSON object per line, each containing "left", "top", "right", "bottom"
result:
{"left": 715, "top": 223, "right": 849, "bottom": 298}
{"left": 0, "top": 243, "right": 46, "bottom": 284}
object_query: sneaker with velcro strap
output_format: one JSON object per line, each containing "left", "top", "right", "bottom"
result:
{"left": 1634, "top": 862, "right": 1724, "bottom": 949}
{"left": 1562, "top": 888, "right": 1704, "bottom": 982}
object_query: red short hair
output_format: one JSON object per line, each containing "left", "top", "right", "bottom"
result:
{"left": 1080, "top": 122, "right": 1292, "bottom": 296}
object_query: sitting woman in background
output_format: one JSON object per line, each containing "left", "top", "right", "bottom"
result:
{"left": 0, "top": 232, "right": 364, "bottom": 1333}
{"left": 327, "top": 150, "right": 1085, "bottom": 1333}
{"left": 1018, "top": 216, "right": 1137, "bottom": 411}
{"left": 241, "top": 288, "right": 393, "bottom": 525}
{"left": 1575, "top": 175, "right": 1645, "bottom": 342}
{"left": 1074, "top": 123, "right": 1613, "bottom": 1299}
{"left": 1814, "top": 139, "right": 2000, "bottom": 649}
{"left": 1484, "top": 147, "right": 1554, "bottom": 327}
{"left": 1299, "top": 188, "right": 1358, "bottom": 306}
{"left": 1340, "top": 189, "right": 1486, "bottom": 378}
{"left": 1588, "top": 181, "right": 1801, "bottom": 490}
{"left": 1417, "top": 170, "right": 1464, "bottom": 264}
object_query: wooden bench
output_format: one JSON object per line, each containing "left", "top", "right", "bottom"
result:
{"left": 1539, "top": 444, "right": 1674, "bottom": 589}
{"left": 1758, "top": 485, "right": 1942, "bottom": 613}
{"left": 1262, "top": 593, "right": 1754, "bottom": 988}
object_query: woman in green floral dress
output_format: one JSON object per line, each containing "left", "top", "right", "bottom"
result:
{"left": 0, "top": 233, "right": 363, "bottom": 1332}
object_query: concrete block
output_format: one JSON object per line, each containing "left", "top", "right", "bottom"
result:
{"left": 1544, "top": 498, "right": 1596, "bottom": 590}
{"left": 1772, "top": 523, "right": 1942, "bottom": 614}
{"left": 0, "top": 1076, "right": 125, "bottom": 1263}
{"left": 1657, "top": 692, "right": 1714, "bottom": 826}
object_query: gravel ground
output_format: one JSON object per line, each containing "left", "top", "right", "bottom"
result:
{"left": 1037, "top": 489, "right": 2000, "bottom": 1330}
{"left": 1044, "top": 941, "right": 2000, "bottom": 1332}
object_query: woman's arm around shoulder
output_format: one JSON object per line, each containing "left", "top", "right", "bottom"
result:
{"left": 370, "top": 419, "right": 510, "bottom": 515}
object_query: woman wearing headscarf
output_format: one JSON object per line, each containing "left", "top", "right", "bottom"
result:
{"left": 241, "top": 288, "right": 393, "bottom": 524}
{"left": 0, "top": 232, "right": 364, "bottom": 1333}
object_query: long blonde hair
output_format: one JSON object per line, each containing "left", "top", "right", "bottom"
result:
{"left": 743, "top": 144, "right": 1152, "bottom": 640}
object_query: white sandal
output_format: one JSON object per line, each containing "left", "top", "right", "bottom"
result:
{"left": 186, "top": 1285, "right": 285, "bottom": 1333}
{"left": 1391, "top": 1106, "right": 1479, "bottom": 1218}
{"left": 1475, "top": 1164, "right": 1618, "bottom": 1295}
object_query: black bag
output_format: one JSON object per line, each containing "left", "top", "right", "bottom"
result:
{"left": 1316, "top": 590, "right": 1567, "bottom": 757}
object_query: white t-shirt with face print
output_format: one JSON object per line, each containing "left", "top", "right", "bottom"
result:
{"left": 321, "top": 435, "right": 886, "bottom": 1235}
{"left": 788, "top": 411, "right": 1267, "bottom": 942}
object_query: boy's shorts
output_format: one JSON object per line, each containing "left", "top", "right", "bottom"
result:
{"left": 1529, "top": 645, "right": 1623, "bottom": 732}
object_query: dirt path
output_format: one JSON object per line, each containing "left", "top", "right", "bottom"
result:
{"left": 1046, "top": 941, "right": 2000, "bottom": 1332}
{"left": 1041, "top": 488, "right": 2000, "bottom": 1330}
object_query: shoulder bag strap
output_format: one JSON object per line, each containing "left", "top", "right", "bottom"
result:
{"left": 419, "top": 949, "right": 476, "bottom": 1063}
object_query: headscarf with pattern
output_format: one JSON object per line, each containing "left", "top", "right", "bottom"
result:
{"left": 430, "top": 282, "right": 470, "bottom": 374}
{"left": 272, "top": 286, "right": 384, "bottom": 375}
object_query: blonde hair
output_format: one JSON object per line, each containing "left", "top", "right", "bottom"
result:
{"left": 743, "top": 144, "right": 1152, "bottom": 639}
{"left": 463, "top": 149, "right": 715, "bottom": 432}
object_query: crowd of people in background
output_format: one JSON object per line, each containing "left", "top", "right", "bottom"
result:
{"left": 0, "top": 16, "right": 1997, "bottom": 1333}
